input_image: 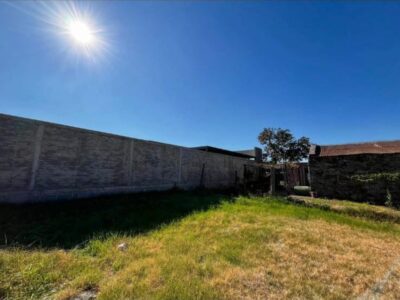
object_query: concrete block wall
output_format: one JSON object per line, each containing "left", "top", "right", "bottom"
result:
{"left": 0, "top": 114, "right": 255, "bottom": 203}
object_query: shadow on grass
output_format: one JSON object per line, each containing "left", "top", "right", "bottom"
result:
{"left": 0, "top": 190, "right": 232, "bottom": 249}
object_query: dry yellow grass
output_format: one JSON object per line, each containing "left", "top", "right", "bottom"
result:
{"left": 288, "top": 195, "right": 400, "bottom": 223}
{"left": 212, "top": 219, "right": 400, "bottom": 300}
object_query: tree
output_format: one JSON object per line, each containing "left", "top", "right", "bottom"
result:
{"left": 258, "top": 128, "right": 310, "bottom": 191}
{"left": 258, "top": 128, "right": 310, "bottom": 164}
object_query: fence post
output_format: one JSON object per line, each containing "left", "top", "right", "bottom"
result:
{"left": 243, "top": 165, "right": 247, "bottom": 192}
{"left": 270, "top": 167, "right": 276, "bottom": 195}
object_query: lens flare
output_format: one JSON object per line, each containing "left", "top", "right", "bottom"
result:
{"left": 55, "top": 2, "right": 110, "bottom": 62}
{"left": 67, "top": 20, "right": 95, "bottom": 46}
{"left": 8, "top": 1, "right": 111, "bottom": 64}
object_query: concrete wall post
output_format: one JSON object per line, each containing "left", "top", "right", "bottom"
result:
{"left": 29, "top": 124, "right": 44, "bottom": 190}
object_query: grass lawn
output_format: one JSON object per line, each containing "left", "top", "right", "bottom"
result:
{"left": 1, "top": 192, "right": 400, "bottom": 299}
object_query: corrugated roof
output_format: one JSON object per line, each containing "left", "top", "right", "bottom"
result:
{"left": 310, "top": 140, "right": 400, "bottom": 157}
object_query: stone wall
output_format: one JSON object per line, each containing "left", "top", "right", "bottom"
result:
{"left": 0, "top": 114, "right": 255, "bottom": 203}
{"left": 309, "top": 153, "right": 400, "bottom": 204}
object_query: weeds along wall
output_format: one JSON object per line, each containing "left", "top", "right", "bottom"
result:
{"left": 0, "top": 114, "right": 256, "bottom": 203}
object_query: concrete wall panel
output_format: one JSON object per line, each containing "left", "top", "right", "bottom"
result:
{"left": 73, "top": 131, "right": 128, "bottom": 188}
{"left": 35, "top": 125, "right": 81, "bottom": 189}
{"left": 0, "top": 114, "right": 257, "bottom": 203}
{"left": 180, "top": 148, "right": 207, "bottom": 188}
{"left": 132, "top": 140, "right": 180, "bottom": 187}
{"left": 0, "top": 115, "right": 38, "bottom": 191}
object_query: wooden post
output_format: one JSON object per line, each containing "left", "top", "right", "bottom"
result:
{"left": 299, "top": 164, "right": 306, "bottom": 186}
{"left": 270, "top": 167, "right": 276, "bottom": 195}
{"left": 243, "top": 165, "right": 247, "bottom": 191}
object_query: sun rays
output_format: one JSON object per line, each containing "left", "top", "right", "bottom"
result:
{"left": 8, "top": 1, "right": 112, "bottom": 64}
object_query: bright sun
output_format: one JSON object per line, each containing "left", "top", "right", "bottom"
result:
{"left": 67, "top": 20, "right": 96, "bottom": 46}
{"left": 26, "top": 1, "right": 110, "bottom": 62}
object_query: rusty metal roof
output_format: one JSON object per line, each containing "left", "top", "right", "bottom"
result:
{"left": 310, "top": 140, "right": 400, "bottom": 157}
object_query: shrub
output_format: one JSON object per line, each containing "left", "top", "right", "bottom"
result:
{"left": 351, "top": 172, "right": 400, "bottom": 184}
{"left": 350, "top": 172, "right": 400, "bottom": 208}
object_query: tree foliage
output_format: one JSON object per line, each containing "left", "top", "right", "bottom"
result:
{"left": 258, "top": 128, "right": 310, "bottom": 164}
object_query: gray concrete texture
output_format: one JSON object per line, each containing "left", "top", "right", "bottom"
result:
{"left": 0, "top": 114, "right": 255, "bottom": 203}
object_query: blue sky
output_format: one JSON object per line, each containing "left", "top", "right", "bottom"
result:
{"left": 1, "top": 1, "right": 399, "bottom": 150}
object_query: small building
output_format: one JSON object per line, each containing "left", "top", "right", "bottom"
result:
{"left": 193, "top": 146, "right": 263, "bottom": 162}
{"left": 235, "top": 148, "right": 263, "bottom": 163}
{"left": 309, "top": 140, "right": 400, "bottom": 203}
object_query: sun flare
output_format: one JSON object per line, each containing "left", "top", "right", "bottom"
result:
{"left": 23, "top": 1, "right": 111, "bottom": 62}
{"left": 67, "top": 20, "right": 95, "bottom": 46}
